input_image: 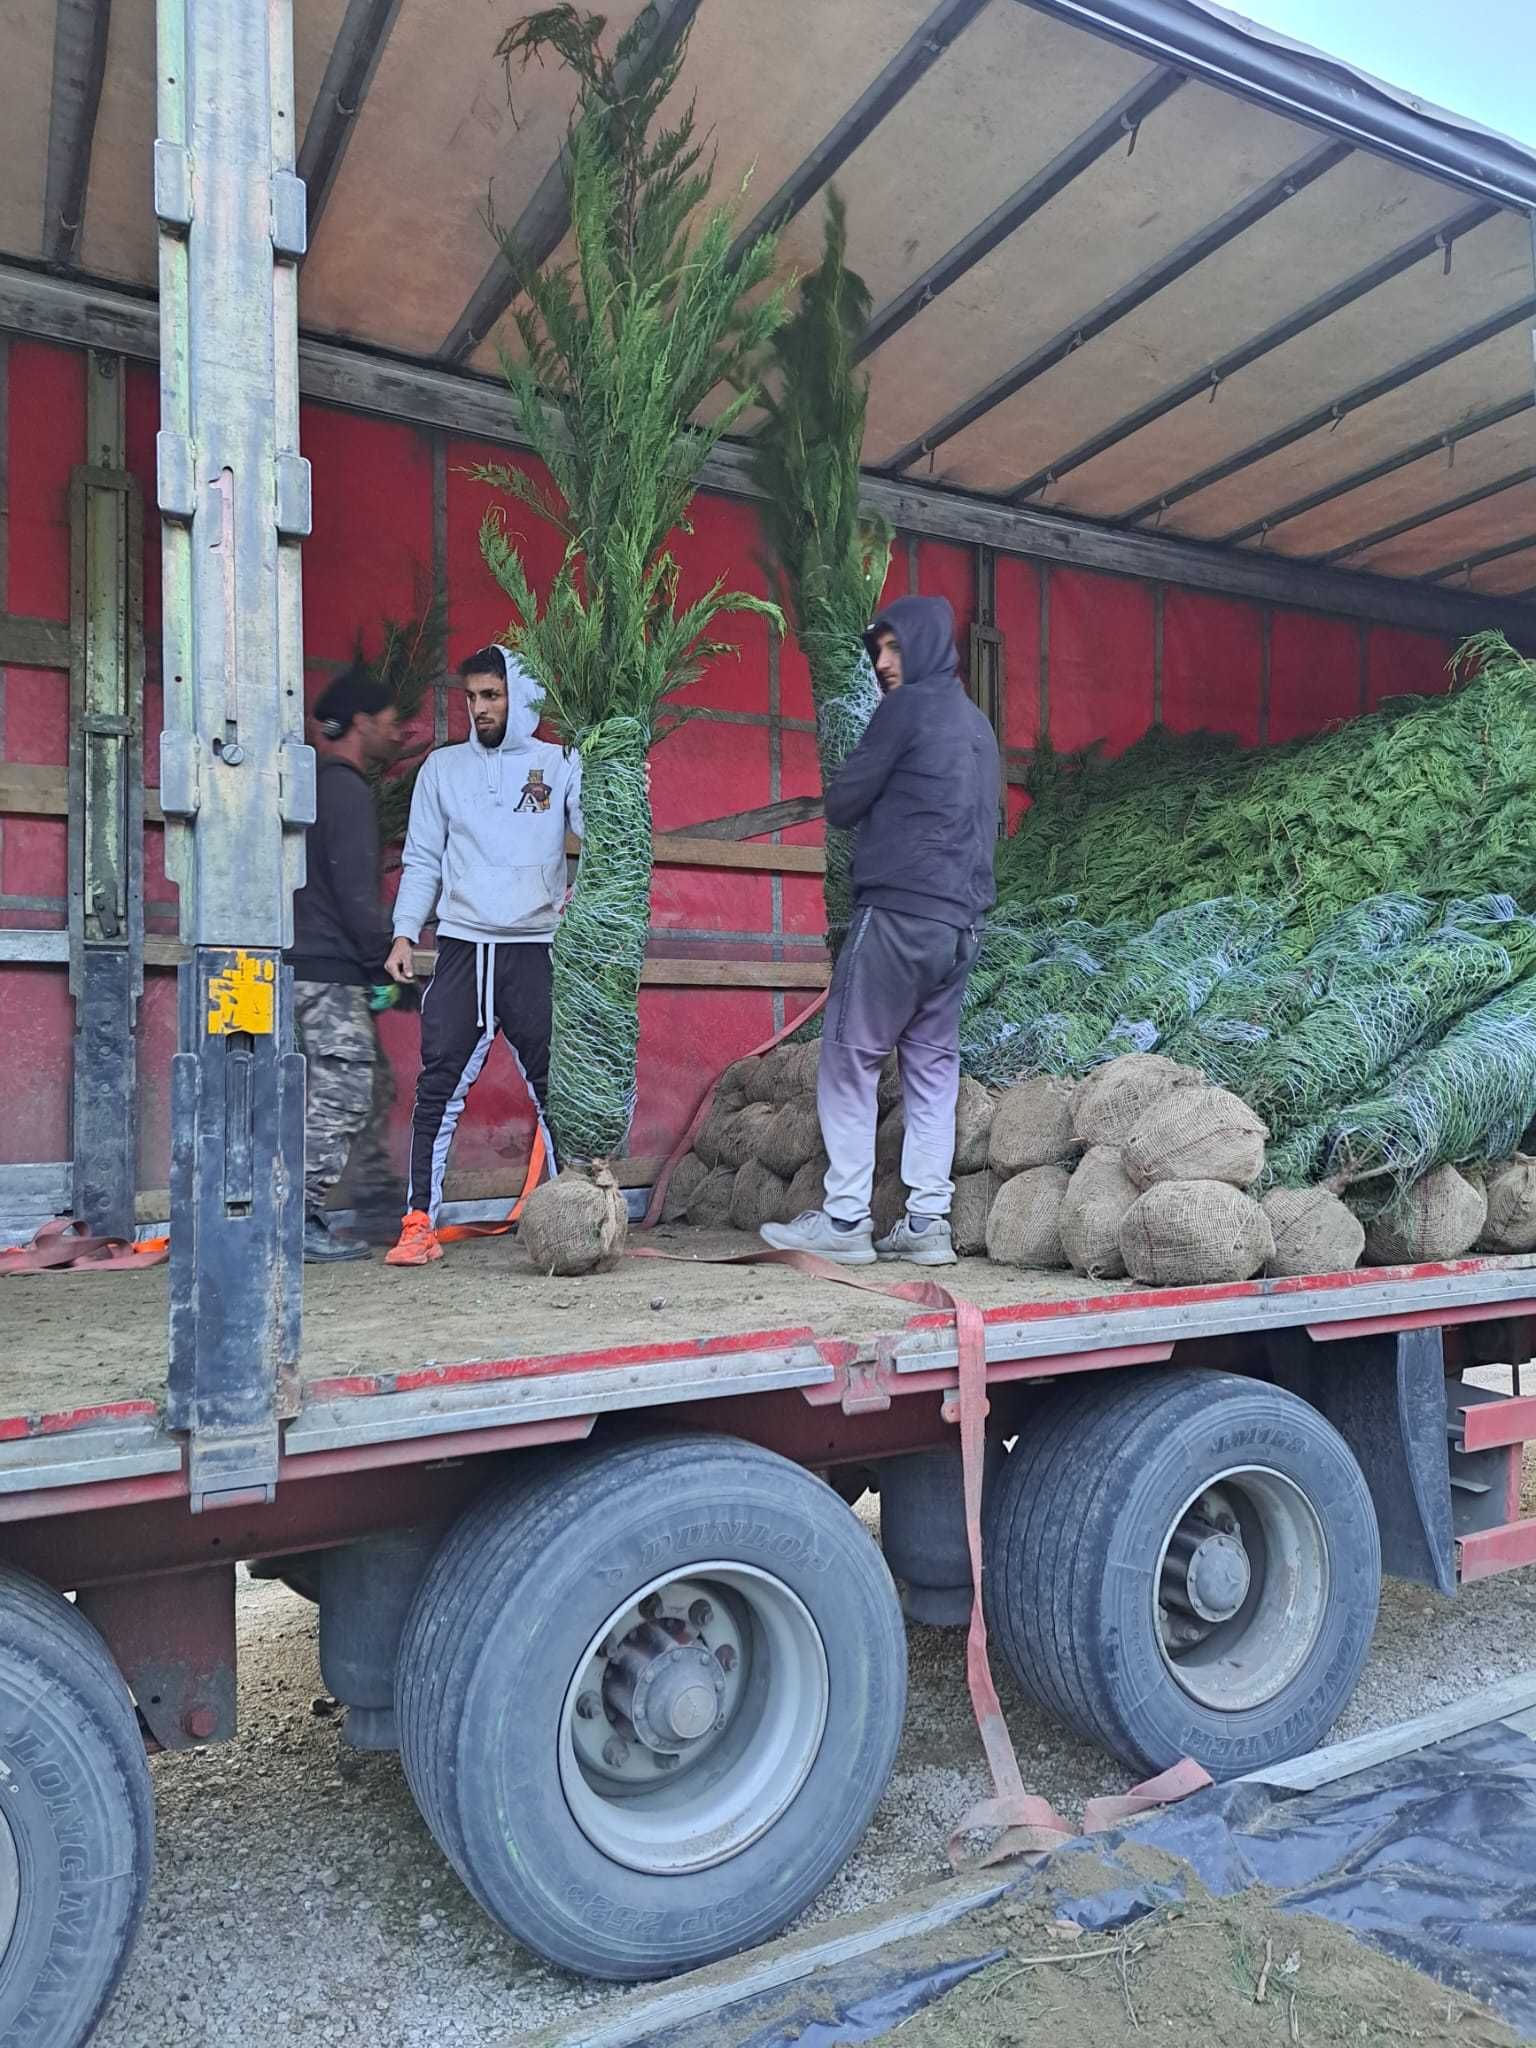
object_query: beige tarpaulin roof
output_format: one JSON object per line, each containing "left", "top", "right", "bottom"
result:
{"left": 4, "top": 0, "right": 1535, "bottom": 603}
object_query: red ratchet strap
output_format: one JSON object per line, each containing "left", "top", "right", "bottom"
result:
{"left": 642, "top": 993, "right": 829, "bottom": 1231}
{"left": 630, "top": 1240, "right": 1206, "bottom": 1862}
{"left": 436, "top": 1127, "right": 548, "bottom": 1244}
{"left": 0, "top": 1217, "right": 169, "bottom": 1274}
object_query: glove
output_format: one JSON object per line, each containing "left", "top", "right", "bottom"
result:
{"left": 368, "top": 982, "right": 401, "bottom": 1013}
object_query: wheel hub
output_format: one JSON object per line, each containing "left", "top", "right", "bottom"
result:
{"left": 603, "top": 1618, "right": 726, "bottom": 1752}
{"left": 1165, "top": 1525, "right": 1251, "bottom": 1624}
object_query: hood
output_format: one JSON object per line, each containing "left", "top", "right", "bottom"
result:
{"left": 469, "top": 644, "right": 545, "bottom": 798}
{"left": 863, "top": 595, "right": 962, "bottom": 693}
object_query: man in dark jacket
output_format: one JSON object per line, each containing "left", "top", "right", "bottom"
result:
{"left": 288, "top": 666, "right": 402, "bottom": 1261}
{"left": 762, "top": 594, "right": 1000, "bottom": 1266}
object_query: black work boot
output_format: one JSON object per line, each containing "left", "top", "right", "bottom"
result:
{"left": 303, "top": 1214, "right": 371, "bottom": 1264}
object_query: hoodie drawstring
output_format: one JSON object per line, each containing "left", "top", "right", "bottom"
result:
{"left": 475, "top": 940, "right": 497, "bottom": 1032}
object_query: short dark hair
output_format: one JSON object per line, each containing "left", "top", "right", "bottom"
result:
{"left": 313, "top": 663, "right": 392, "bottom": 739}
{"left": 459, "top": 646, "right": 507, "bottom": 683}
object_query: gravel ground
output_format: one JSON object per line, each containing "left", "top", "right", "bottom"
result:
{"left": 91, "top": 1463, "right": 1536, "bottom": 2048}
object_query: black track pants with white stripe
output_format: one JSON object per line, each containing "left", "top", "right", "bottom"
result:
{"left": 406, "top": 934, "right": 554, "bottom": 1221}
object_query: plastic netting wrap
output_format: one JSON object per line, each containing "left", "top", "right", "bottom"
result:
{"left": 1324, "top": 974, "right": 1536, "bottom": 1190}
{"left": 959, "top": 923, "right": 1122, "bottom": 1083}
{"left": 1085, "top": 897, "right": 1283, "bottom": 1065}
{"left": 1242, "top": 907, "right": 1536, "bottom": 1141}
{"left": 547, "top": 733, "right": 650, "bottom": 1159}
{"left": 815, "top": 648, "right": 883, "bottom": 957}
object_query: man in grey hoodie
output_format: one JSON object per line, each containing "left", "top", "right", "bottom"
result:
{"left": 762, "top": 594, "right": 1000, "bottom": 1267}
{"left": 384, "top": 645, "right": 582, "bottom": 1265}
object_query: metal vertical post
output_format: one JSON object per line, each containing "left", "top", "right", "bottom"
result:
{"left": 68, "top": 351, "right": 145, "bottom": 1239}
{"left": 970, "top": 544, "right": 1006, "bottom": 838}
{"left": 155, "top": 0, "right": 315, "bottom": 1511}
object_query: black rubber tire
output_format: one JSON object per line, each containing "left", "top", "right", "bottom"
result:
{"left": 0, "top": 1565, "right": 154, "bottom": 2048}
{"left": 984, "top": 1370, "right": 1380, "bottom": 1779}
{"left": 395, "top": 1435, "right": 907, "bottom": 1980}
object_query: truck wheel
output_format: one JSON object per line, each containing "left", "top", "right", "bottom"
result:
{"left": 396, "top": 1435, "right": 907, "bottom": 1979}
{"left": 0, "top": 1565, "right": 153, "bottom": 2048}
{"left": 984, "top": 1370, "right": 1380, "bottom": 1779}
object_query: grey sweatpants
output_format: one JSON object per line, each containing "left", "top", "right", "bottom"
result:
{"left": 818, "top": 906, "right": 979, "bottom": 1224}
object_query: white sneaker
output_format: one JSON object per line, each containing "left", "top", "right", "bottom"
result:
{"left": 759, "top": 1211, "right": 877, "bottom": 1266}
{"left": 875, "top": 1215, "right": 957, "bottom": 1266}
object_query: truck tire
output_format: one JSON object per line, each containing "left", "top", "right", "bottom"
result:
{"left": 984, "top": 1370, "right": 1380, "bottom": 1779}
{"left": 395, "top": 1435, "right": 907, "bottom": 1979}
{"left": 0, "top": 1565, "right": 153, "bottom": 2048}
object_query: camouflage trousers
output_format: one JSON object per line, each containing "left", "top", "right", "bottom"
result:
{"left": 294, "top": 981, "right": 396, "bottom": 1217}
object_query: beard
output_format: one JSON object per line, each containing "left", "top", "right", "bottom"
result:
{"left": 475, "top": 719, "right": 507, "bottom": 748}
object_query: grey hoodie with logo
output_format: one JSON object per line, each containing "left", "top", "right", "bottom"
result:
{"left": 391, "top": 646, "right": 584, "bottom": 946}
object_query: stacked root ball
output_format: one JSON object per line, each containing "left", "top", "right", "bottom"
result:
{"left": 664, "top": 1041, "right": 1536, "bottom": 1285}
{"left": 984, "top": 1055, "right": 1277, "bottom": 1285}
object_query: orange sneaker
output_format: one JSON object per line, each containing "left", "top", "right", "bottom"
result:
{"left": 385, "top": 1210, "right": 443, "bottom": 1266}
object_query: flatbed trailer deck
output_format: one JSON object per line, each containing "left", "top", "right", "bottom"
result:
{"left": 4, "top": 1236, "right": 1536, "bottom": 1485}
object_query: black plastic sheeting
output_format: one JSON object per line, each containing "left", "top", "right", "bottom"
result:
{"left": 658, "top": 1720, "right": 1536, "bottom": 2046}
{"left": 1054, "top": 1721, "right": 1536, "bottom": 2038}
{"left": 647, "top": 1950, "right": 1004, "bottom": 2048}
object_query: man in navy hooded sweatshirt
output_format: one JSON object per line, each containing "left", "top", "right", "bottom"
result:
{"left": 762, "top": 594, "right": 1000, "bottom": 1266}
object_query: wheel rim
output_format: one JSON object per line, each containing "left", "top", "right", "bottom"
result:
{"left": 0, "top": 1798, "right": 19, "bottom": 1967}
{"left": 557, "top": 1563, "right": 830, "bottom": 1876}
{"left": 1153, "top": 1467, "right": 1329, "bottom": 1712}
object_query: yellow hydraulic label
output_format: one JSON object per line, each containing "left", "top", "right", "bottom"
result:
{"left": 207, "top": 950, "right": 276, "bottom": 1036}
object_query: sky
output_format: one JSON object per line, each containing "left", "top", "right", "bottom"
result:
{"left": 1231, "top": 0, "right": 1536, "bottom": 147}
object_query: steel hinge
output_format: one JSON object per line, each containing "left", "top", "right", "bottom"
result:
{"left": 153, "top": 140, "right": 193, "bottom": 231}
{"left": 274, "top": 452, "right": 312, "bottom": 538}
{"left": 157, "top": 431, "right": 197, "bottom": 522}
{"left": 279, "top": 739, "right": 317, "bottom": 827}
{"left": 270, "top": 172, "right": 308, "bottom": 261}
{"left": 841, "top": 1339, "right": 898, "bottom": 1415}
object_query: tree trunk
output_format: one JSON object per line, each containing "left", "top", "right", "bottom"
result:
{"left": 548, "top": 741, "right": 653, "bottom": 1161}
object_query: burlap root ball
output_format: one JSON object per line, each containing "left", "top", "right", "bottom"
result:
{"left": 660, "top": 1153, "right": 710, "bottom": 1224}
{"left": 951, "top": 1171, "right": 997, "bottom": 1257}
{"left": 717, "top": 1102, "right": 778, "bottom": 1172}
{"left": 692, "top": 1101, "right": 739, "bottom": 1170}
{"left": 1365, "top": 1166, "right": 1487, "bottom": 1265}
{"left": 1261, "top": 1186, "right": 1365, "bottom": 1278}
{"left": 872, "top": 1174, "right": 908, "bottom": 1240}
{"left": 684, "top": 1165, "right": 737, "bottom": 1231}
{"left": 744, "top": 1046, "right": 798, "bottom": 1105}
{"left": 986, "top": 1165, "right": 1071, "bottom": 1269}
{"left": 952, "top": 1078, "right": 994, "bottom": 1176}
{"left": 779, "top": 1042, "right": 821, "bottom": 1098}
{"left": 757, "top": 1098, "right": 822, "bottom": 1180}
{"left": 717, "top": 1057, "right": 761, "bottom": 1103}
{"left": 731, "top": 1160, "right": 789, "bottom": 1234}
{"left": 1120, "top": 1181, "right": 1274, "bottom": 1287}
{"left": 1477, "top": 1157, "right": 1536, "bottom": 1254}
{"left": 876, "top": 1105, "right": 906, "bottom": 1176}
{"left": 990, "top": 1076, "right": 1078, "bottom": 1180}
{"left": 783, "top": 1155, "right": 830, "bottom": 1220}
{"left": 1059, "top": 1145, "right": 1140, "bottom": 1280}
{"left": 1072, "top": 1053, "right": 1201, "bottom": 1151}
{"left": 1123, "top": 1084, "right": 1268, "bottom": 1190}
{"left": 521, "top": 1164, "right": 629, "bottom": 1276}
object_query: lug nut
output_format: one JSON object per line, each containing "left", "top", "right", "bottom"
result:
{"left": 576, "top": 1692, "right": 600, "bottom": 1721}
{"left": 689, "top": 1600, "right": 713, "bottom": 1630}
{"left": 602, "top": 1737, "right": 629, "bottom": 1769}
